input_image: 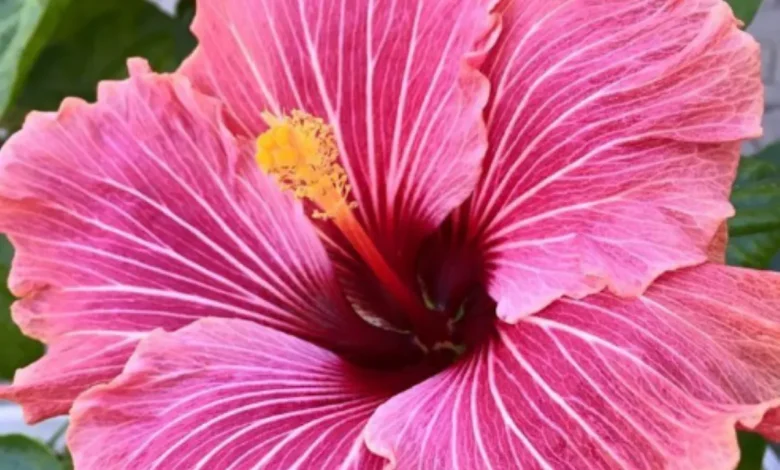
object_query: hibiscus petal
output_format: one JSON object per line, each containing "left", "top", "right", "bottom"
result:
{"left": 366, "top": 264, "right": 780, "bottom": 469}
{"left": 467, "top": 0, "right": 763, "bottom": 321}
{"left": 708, "top": 226, "right": 779, "bottom": 435}
{"left": 0, "top": 60, "right": 414, "bottom": 422}
{"left": 708, "top": 223, "right": 729, "bottom": 263}
{"left": 180, "top": 0, "right": 499, "bottom": 322}
{"left": 68, "top": 318, "right": 416, "bottom": 469}
{"left": 754, "top": 408, "right": 780, "bottom": 441}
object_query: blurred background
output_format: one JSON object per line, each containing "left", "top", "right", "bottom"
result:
{"left": 0, "top": 0, "right": 778, "bottom": 468}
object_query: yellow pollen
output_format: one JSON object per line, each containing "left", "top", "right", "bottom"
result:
{"left": 256, "top": 110, "right": 355, "bottom": 219}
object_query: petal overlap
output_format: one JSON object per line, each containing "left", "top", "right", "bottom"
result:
{"left": 69, "top": 318, "right": 414, "bottom": 469}
{"left": 180, "top": 0, "right": 499, "bottom": 323}
{"left": 0, "top": 61, "right": 413, "bottom": 421}
{"left": 467, "top": 0, "right": 763, "bottom": 321}
{"left": 366, "top": 264, "right": 780, "bottom": 469}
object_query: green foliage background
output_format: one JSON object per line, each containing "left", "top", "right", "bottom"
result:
{"left": 0, "top": 0, "right": 774, "bottom": 468}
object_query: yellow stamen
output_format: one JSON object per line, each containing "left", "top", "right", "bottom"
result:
{"left": 256, "top": 110, "right": 355, "bottom": 219}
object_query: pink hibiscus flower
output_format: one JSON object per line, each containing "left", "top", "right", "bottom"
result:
{"left": 1, "top": 0, "right": 779, "bottom": 468}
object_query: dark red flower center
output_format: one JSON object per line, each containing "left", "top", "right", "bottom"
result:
{"left": 256, "top": 110, "right": 496, "bottom": 373}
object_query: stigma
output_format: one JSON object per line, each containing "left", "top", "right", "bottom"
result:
{"left": 256, "top": 110, "right": 355, "bottom": 219}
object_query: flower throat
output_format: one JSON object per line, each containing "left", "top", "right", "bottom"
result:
{"left": 256, "top": 110, "right": 451, "bottom": 351}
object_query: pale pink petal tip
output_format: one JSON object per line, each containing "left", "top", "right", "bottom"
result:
{"left": 127, "top": 58, "right": 153, "bottom": 76}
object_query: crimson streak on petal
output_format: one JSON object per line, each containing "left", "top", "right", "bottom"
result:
{"left": 468, "top": 0, "right": 763, "bottom": 321}
{"left": 68, "top": 318, "right": 412, "bottom": 470}
{"left": 366, "top": 264, "right": 780, "bottom": 470}
{"left": 0, "top": 61, "right": 413, "bottom": 422}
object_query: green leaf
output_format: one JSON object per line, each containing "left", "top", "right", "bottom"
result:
{"left": 0, "top": 236, "right": 43, "bottom": 380}
{"left": 726, "top": 0, "right": 764, "bottom": 26}
{"left": 0, "top": 0, "right": 71, "bottom": 119}
{"left": 59, "top": 450, "right": 72, "bottom": 470}
{"left": 0, "top": 434, "right": 63, "bottom": 470}
{"left": 727, "top": 142, "right": 780, "bottom": 269}
{"left": 1, "top": 0, "right": 195, "bottom": 130}
{"left": 736, "top": 431, "right": 767, "bottom": 470}
{"left": 176, "top": 0, "right": 196, "bottom": 31}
